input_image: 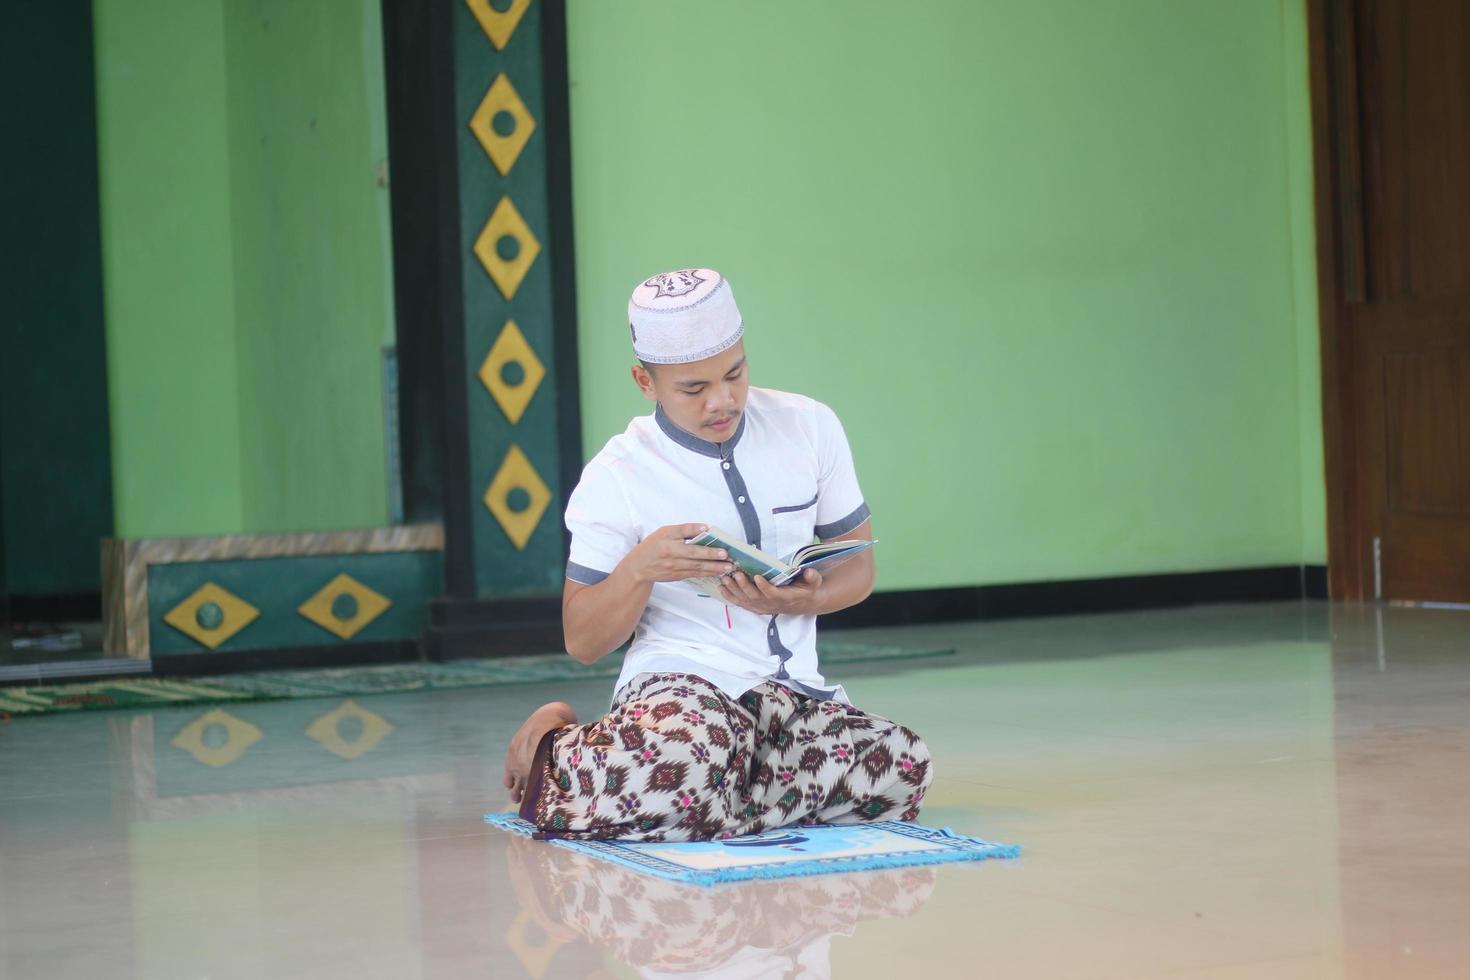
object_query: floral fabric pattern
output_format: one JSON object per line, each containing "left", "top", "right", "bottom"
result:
{"left": 527, "top": 672, "right": 932, "bottom": 842}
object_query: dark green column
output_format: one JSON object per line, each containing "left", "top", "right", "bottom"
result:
{"left": 384, "top": 0, "right": 579, "bottom": 656}
{"left": 455, "top": 0, "right": 569, "bottom": 598}
{"left": 0, "top": 0, "right": 115, "bottom": 612}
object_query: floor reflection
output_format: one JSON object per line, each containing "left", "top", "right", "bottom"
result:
{"left": 4, "top": 602, "right": 1470, "bottom": 978}
{"left": 502, "top": 833, "right": 937, "bottom": 978}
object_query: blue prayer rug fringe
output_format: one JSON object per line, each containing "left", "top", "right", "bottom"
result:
{"left": 484, "top": 811, "right": 1020, "bottom": 886}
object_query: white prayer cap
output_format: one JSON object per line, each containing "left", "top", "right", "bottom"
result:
{"left": 628, "top": 268, "right": 743, "bottom": 364}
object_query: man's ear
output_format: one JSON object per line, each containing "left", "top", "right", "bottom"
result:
{"left": 631, "top": 364, "right": 657, "bottom": 402}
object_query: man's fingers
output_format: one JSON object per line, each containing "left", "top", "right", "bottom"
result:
{"left": 649, "top": 558, "right": 732, "bottom": 582}
{"left": 690, "top": 560, "right": 735, "bottom": 574}
{"left": 718, "top": 579, "right": 757, "bottom": 605}
{"left": 671, "top": 523, "right": 711, "bottom": 540}
{"left": 673, "top": 543, "right": 728, "bottom": 561}
{"left": 667, "top": 559, "right": 734, "bottom": 578}
{"left": 728, "top": 571, "right": 766, "bottom": 600}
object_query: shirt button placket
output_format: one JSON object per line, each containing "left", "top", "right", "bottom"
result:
{"left": 719, "top": 442, "right": 762, "bottom": 550}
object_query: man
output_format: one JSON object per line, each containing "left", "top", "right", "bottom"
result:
{"left": 502, "top": 268, "right": 931, "bottom": 841}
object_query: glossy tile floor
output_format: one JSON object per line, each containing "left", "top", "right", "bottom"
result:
{"left": 2, "top": 601, "right": 1468, "bottom": 979}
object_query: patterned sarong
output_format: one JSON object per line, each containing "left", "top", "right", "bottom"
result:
{"left": 521, "top": 672, "right": 932, "bottom": 842}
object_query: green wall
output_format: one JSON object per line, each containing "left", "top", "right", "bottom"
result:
{"left": 566, "top": 0, "right": 1328, "bottom": 591}
{"left": 94, "top": 0, "right": 244, "bottom": 540}
{"left": 1282, "top": 0, "right": 1327, "bottom": 568}
{"left": 90, "top": 0, "right": 1328, "bottom": 590}
{"left": 224, "top": 0, "right": 397, "bottom": 534}
{"left": 93, "top": 0, "right": 395, "bottom": 540}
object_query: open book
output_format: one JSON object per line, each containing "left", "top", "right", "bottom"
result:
{"left": 684, "top": 526, "right": 875, "bottom": 595}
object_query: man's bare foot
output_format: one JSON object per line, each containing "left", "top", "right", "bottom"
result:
{"left": 504, "top": 701, "right": 578, "bottom": 805}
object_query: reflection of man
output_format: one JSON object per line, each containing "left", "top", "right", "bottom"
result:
{"left": 503, "top": 268, "right": 933, "bottom": 841}
{"left": 504, "top": 833, "right": 937, "bottom": 977}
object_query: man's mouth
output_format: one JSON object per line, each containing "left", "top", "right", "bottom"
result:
{"left": 706, "top": 414, "right": 737, "bottom": 430}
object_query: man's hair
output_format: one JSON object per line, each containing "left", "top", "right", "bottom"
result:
{"left": 637, "top": 359, "right": 656, "bottom": 375}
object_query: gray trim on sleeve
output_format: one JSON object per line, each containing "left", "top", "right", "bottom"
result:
{"left": 565, "top": 561, "right": 611, "bottom": 585}
{"left": 814, "top": 501, "right": 871, "bottom": 539}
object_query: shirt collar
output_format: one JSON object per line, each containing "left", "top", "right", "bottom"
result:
{"left": 655, "top": 403, "right": 746, "bottom": 458}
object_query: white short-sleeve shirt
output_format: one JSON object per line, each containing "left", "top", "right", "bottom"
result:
{"left": 565, "top": 386, "right": 871, "bottom": 702}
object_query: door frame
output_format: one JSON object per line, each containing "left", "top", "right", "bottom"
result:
{"left": 1307, "top": 0, "right": 1370, "bottom": 601}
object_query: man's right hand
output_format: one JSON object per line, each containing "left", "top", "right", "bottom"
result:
{"left": 622, "top": 523, "right": 735, "bottom": 584}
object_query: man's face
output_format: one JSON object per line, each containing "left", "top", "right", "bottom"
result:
{"left": 632, "top": 341, "right": 749, "bottom": 443}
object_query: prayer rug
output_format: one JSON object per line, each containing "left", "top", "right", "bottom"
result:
{"left": 484, "top": 811, "right": 1019, "bottom": 886}
{"left": 0, "top": 640, "right": 952, "bottom": 717}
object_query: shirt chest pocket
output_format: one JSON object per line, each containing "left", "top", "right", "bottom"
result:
{"left": 767, "top": 490, "right": 819, "bottom": 561}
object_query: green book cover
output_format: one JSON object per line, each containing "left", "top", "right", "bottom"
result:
{"left": 684, "top": 526, "right": 875, "bottom": 595}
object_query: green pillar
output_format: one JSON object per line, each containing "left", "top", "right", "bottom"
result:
{"left": 456, "top": 0, "right": 572, "bottom": 597}
{"left": 385, "top": 0, "right": 580, "bottom": 657}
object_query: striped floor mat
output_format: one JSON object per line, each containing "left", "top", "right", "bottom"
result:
{"left": 0, "top": 641, "right": 952, "bottom": 717}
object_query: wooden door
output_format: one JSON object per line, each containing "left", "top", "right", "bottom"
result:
{"left": 1312, "top": 0, "right": 1470, "bottom": 602}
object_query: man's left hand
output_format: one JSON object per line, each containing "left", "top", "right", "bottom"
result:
{"left": 717, "top": 568, "right": 823, "bottom": 616}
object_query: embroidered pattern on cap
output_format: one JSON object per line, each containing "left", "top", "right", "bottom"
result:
{"left": 644, "top": 269, "right": 707, "bottom": 299}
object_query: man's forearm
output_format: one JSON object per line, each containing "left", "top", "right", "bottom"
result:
{"left": 805, "top": 553, "right": 875, "bottom": 616}
{"left": 562, "top": 565, "right": 654, "bottom": 663}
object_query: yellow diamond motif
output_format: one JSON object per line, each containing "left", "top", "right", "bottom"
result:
{"left": 478, "top": 320, "right": 545, "bottom": 424}
{"left": 473, "top": 196, "right": 541, "bottom": 300}
{"left": 306, "top": 699, "right": 395, "bottom": 760}
{"left": 162, "top": 582, "right": 260, "bottom": 650}
{"left": 170, "top": 708, "right": 263, "bottom": 768}
{"left": 470, "top": 73, "right": 536, "bottom": 177}
{"left": 297, "top": 573, "right": 392, "bottom": 641}
{"left": 484, "top": 444, "right": 552, "bottom": 551}
{"left": 465, "top": 0, "right": 530, "bottom": 51}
